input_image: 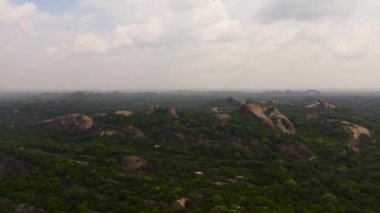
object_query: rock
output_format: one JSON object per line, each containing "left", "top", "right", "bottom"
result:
{"left": 339, "top": 121, "right": 372, "bottom": 152}
{"left": 194, "top": 171, "right": 204, "bottom": 176}
{"left": 309, "top": 117, "right": 372, "bottom": 152}
{"left": 114, "top": 111, "right": 133, "bottom": 117}
{"left": 98, "top": 130, "right": 120, "bottom": 137}
{"left": 273, "top": 144, "right": 303, "bottom": 160}
{"left": 272, "top": 144, "right": 316, "bottom": 160}
{"left": 0, "top": 153, "right": 29, "bottom": 178}
{"left": 266, "top": 107, "right": 296, "bottom": 135}
{"left": 297, "top": 144, "right": 317, "bottom": 161}
{"left": 214, "top": 181, "right": 228, "bottom": 186}
{"left": 305, "top": 99, "right": 336, "bottom": 110}
{"left": 117, "top": 156, "right": 151, "bottom": 171}
{"left": 235, "top": 176, "right": 245, "bottom": 181}
{"left": 0, "top": 198, "right": 45, "bottom": 213}
{"left": 92, "top": 113, "right": 107, "bottom": 117}
{"left": 241, "top": 103, "right": 296, "bottom": 135}
{"left": 211, "top": 107, "right": 222, "bottom": 113}
{"left": 227, "top": 97, "right": 247, "bottom": 107}
{"left": 173, "top": 132, "right": 186, "bottom": 142}
{"left": 121, "top": 126, "right": 146, "bottom": 140}
{"left": 176, "top": 198, "right": 196, "bottom": 209}
{"left": 146, "top": 104, "right": 160, "bottom": 115}
{"left": 267, "top": 100, "right": 279, "bottom": 106}
{"left": 248, "top": 139, "right": 262, "bottom": 153}
{"left": 38, "top": 114, "right": 93, "bottom": 132}
{"left": 306, "top": 113, "right": 328, "bottom": 122}
{"left": 98, "top": 126, "right": 146, "bottom": 140}
{"left": 214, "top": 113, "right": 231, "bottom": 124}
{"left": 166, "top": 107, "right": 179, "bottom": 118}
{"left": 16, "top": 203, "right": 45, "bottom": 213}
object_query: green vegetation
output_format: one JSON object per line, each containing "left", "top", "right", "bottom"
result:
{"left": 0, "top": 91, "right": 379, "bottom": 212}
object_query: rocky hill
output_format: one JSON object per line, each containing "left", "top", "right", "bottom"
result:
{"left": 240, "top": 102, "right": 296, "bottom": 135}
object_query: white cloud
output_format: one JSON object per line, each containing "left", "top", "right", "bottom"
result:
{"left": 113, "top": 17, "right": 163, "bottom": 46}
{"left": 193, "top": 0, "right": 229, "bottom": 25}
{"left": 202, "top": 19, "right": 241, "bottom": 41}
{"left": 74, "top": 34, "right": 108, "bottom": 54}
{"left": 256, "top": 0, "right": 358, "bottom": 23}
{"left": 0, "top": 0, "right": 37, "bottom": 33}
{"left": 3, "top": 0, "right": 380, "bottom": 90}
{"left": 49, "top": 17, "right": 164, "bottom": 55}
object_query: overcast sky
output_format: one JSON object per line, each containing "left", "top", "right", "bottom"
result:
{"left": 1, "top": 0, "right": 380, "bottom": 90}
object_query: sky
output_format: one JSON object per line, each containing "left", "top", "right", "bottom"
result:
{"left": 1, "top": 0, "right": 380, "bottom": 91}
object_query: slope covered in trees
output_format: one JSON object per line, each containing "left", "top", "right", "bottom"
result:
{"left": 0, "top": 91, "right": 379, "bottom": 212}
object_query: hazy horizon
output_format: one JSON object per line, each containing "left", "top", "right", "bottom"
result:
{"left": 1, "top": 0, "right": 380, "bottom": 90}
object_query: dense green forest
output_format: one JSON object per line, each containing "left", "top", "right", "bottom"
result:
{"left": 0, "top": 91, "right": 379, "bottom": 212}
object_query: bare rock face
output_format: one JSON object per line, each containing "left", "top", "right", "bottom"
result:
{"left": 305, "top": 99, "right": 336, "bottom": 110}
{"left": 16, "top": 203, "right": 45, "bottom": 213}
{"left": 272, "top": 144, "right": 316, "bottom": 161}
{"left": 38, "top": 114, "right": 93, "bottom": 132}
{"left": 0, "top": 153, "right": 29, "bottom": 178}
{"left": 171, "top": 132, "right": 186, "bottom": 142}
{"left": 211, "top": 107, "right": 222, "bottom": 113}
{"left": 98, "top": 129, "right": 121, "bottom": 137}
{"left": 114, "top": 110, "right": 133, "bottom": 117}
{"left": 267, "top": 100, "right": 279, "bottom": 106}
{"left": 214, "top": 113, "right": 231, "bottom": 124}
{"left": 308, "top": 115, "right": 372, "bottom": 152}
{"left": 339, "top": 121, "right": 372, "bottom": 152}
{"left": 0, "top": 198, "right": 45, "bottom": 213}
{"left": 266, "top": 107, "right": 296, "bottom": 135}
{"left": 98, "top": 126, "right": 146, "bottom": 140}
{"left": 121, "top": 126, "right": 146, "bottom": 140}
{"left": 297, "top": 144, "right": 317, "bottom": 161}
{"left": 166, "top": 107, "right": 179, "bottom": 118}
{"left": 146, "top": 104, "right": 160, "bottom": 115}
{"left": 117, "top": 155, "right": 151, "bottom": 171}
{"left": 92, "top": 113, "right": 107, "bottom": 117}
{"left": 241, "top": 103, "right": 296, "bottom": 135}
{"left": 176, "top": 198, "right": 196, "bottom": 210}
{"left": 227, "top": 97, "right": 247, "bottom": 107}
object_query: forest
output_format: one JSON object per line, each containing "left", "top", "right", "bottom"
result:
{"left": 0, "top": 91, "right": 379, "bottom": 212}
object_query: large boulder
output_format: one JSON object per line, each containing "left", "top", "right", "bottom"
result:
{"left": 227, "top": 97, "right": 247, "bottom": 107}
{"left": 176, "top": 198, "right": 196, "bottom": 210}
{"left": 166, "top": 107, "right": 179, "bottom": 118}
{"left": 114, "top": 110, "right": 133, "bottom": 117}
{"left": 308, "top": 116, "right": 372, "bottom": 152}
{"left": 272, "top": 144, "right": 316, "bottom": 161}
{"left": 338, "top": 121, "right": 372, "bottom": 152}
{"left": 241, "top": 103, "right": 296, "bottom": 135}
{"left": 16, "top": 203, "right": 45, "bottom": 213}
{"left": 146, "top": 104, "right": 160, "bottom": 115}
{"left": 98, "top": 126, "right": 146, "bottom": 140}
{"left": 38, "top": 114, "right": 93, "bottom": 132}
{"left": 214, "top": 113, "right": 231, "bottom": 125}
{"left": 305, "top": 99, "right": 336, "bottom": 110}
{"left": 0, "top": 198, "right": 45, "bottom": 213}
{"left": 117, "top": 155, "right": 151, "bottom": 171}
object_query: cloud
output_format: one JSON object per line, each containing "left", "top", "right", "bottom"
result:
{"left": 3, "top": 0, "right": 380, "bottom": 90}
{"left": 257, "top": 0, "right": 358, "bottom": 23}
{"left": 49, "top": 17, "right": 164, "bottom": 55}
{"left": 0, "top": 0, "right": 37, "bottom": 33}
{"left": 74, "top": 34, "right": 108, "bottom": 54}
{"left": 202, "top": 19, "right": 242, "bottom": 41}
{"left": 113, "top": 17, "right": 163, "bottom": 46}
